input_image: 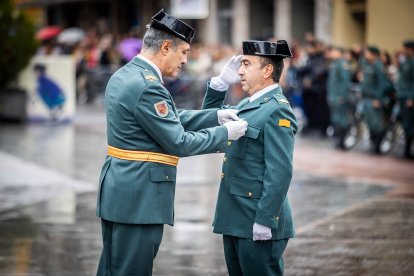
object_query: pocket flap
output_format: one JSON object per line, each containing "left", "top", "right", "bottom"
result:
{"left": 149, "top": 166, "right": 176, "bottom": 182}
{"left": 244, "top": 126, "right": 261, "bottom": 139}
{"left": 230, "top": 178, "right": 262, "bottom": 199}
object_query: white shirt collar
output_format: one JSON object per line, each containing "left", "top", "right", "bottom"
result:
{"left": 249, "top": 83, "right": 279, "bottom": 102}
{"left": 137, "top": 54, "right": 163, "bottom": 81}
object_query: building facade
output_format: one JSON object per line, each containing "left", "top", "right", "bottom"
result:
{"left": 15, "top": 0, "right": 414, "bottom": 52}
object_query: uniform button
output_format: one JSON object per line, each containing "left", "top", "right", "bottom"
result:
{"left": 248, "top": 192, "right": 252, "bottom": 197}
{"left": 221, "top": 173, "right": 225, "bottom": 179}
{"left": 227, "top": 141, "right": 232, "bottom": 146}
{"left": 275, "top": 216, "right": 279, "bottom": 221}
{"left": 216, "top": 151, "right": 220, "bottom": 153}
{"left": 223, "top": 156, "right": 227, "bottom": 162}
{"left": 264, "top": 97, "right": 269, "bottom": 102}
{"left": 166, "top": 175, "right": 169, "bottom": 180}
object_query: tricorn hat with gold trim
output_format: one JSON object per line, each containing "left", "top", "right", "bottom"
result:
{"left": 242, "top": 40, "right": 292, "bottom": 59}
{"left": 147, "top": 9, "right": 195, "bottom": 44}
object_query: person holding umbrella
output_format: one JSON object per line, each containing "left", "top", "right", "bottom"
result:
{"left": 36, "top": 26, "right": 62, "bottom": 56}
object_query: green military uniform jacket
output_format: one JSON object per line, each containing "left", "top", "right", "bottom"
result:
{"left": 96, "top": 57, "right": 229, "bottom": 225}
{"left": 397, "top": 57, "right": 414, "bottom": 99}
{"left": 327, "top": 58, "right": 352, "bottom": 129}
{"left": 202, "top": 85, "right": 298, "bottom": 240}
{"left": 360, "top": 59, "right": 389, "bottom": 101}
{"left": 327, "top": 58, "right": 351, "bottom": 105}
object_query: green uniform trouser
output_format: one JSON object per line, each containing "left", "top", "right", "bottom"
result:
{"left": 399, "top": 99, "right": 414, "bottom": 139}
{"left": 223, "top": 235, "right": 289, "bottom": 276}
{"left": 362, "top": 99, "right": 385, "bottom": 136}
{"left": 97, "top": 219, "right": 163, "bottom": 276}
{"left": 329, "top": 102, "right": 351, "bottom": 130}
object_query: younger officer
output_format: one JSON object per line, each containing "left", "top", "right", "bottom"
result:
{"left": 397, "top": 40, "right": 414, "bottom": 158}
{"left": 327, "top": 46, "right": 352, "bottom": 148}
{"left": 96, "top": 10, "right": 248, "bottom": 275}
{"left": 203, "top": 40, "right": 298, "bottom": 275}
{"left": 360, "top": 46, "right": 389, "bottom": 152}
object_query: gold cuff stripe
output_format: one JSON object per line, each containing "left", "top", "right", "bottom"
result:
{"left": 107, "top": 146, "right": 179, "bottom": 166}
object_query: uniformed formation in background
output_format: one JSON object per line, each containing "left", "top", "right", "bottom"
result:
{"left": 285, "top": 37, "right": 414, "bottom": 159}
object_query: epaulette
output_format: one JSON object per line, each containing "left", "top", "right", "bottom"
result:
{"left": 143, "top": 69, "right": 159, "bottom": 83}
{"left": 273, "top": 93, "right": 290, "bottom": 105}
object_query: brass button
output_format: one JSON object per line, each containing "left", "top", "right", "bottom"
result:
{"left": 223, "top": 156, "right": 227, "bottom": 162}
{"left": 221, "top": 173, "right": 225, "bottom": 179}
{"left": 248, "top": 192, "right": 252, "bottom": 197}
{"left": 165, "top": 175, "right": 169, "bottom": 180}
{"left": 227, "top": 141, "right": 232, "bottom": 146}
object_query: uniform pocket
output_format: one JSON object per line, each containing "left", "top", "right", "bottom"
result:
{"left": 230, "top": 126, "right": 261, "bottom": 159}
{"left": 244, "top": 126, "right": 261, "bottom": 139}
{"left": 149, "top": 166, "right": 176, "bottom": 182}
{"left": 229, "top": 178, "right": 263, "bottom": 199}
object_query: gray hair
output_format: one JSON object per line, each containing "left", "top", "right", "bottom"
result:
{"left": 142, "top": 28, "right": 183, "bottom": 53}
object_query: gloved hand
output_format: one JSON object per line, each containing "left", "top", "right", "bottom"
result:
{"left": 217, "top": 109, "right": 239, "bottom": 125}
{"left": 252, "top": 222, "right": 272, "bottom": 241}
{"left": 210, "top": 55, "right": 243, "bottom": 91}
{"left": 224, "top": 119, "right": 248, "bottom": 140}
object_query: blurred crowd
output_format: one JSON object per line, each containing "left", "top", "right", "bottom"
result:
{"left": 35, "top": 27, "right": 413, "bottom": 158}
{"left": 282, "top": 33, "right": 413, "bottom": 159}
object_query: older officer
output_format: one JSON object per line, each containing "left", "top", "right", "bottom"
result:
{"left": 327, "top": 46, "right": 352, "bottom": 148}
{"left": 203, "top": 40, "right": 298, "bottom": 275}
{"left": 96, "top": 10, "right": 248, "bottom": 275}
{"left": 397, "top": 40, "right": 414, "bottom": 158}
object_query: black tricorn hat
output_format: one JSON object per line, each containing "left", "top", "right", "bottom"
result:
{"left": 367, "top": 45, "right": 380, "bottom": 56}
{"left": 147, "top": 9, "right": 195, "bottom": 44}
{"left": 403, "top": 40, "right": 414, "bottom": 49}
{"left": 242, "top": 40, "right": 292, "bottom": 59}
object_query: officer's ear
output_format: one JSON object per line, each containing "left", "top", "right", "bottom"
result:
{"left": 160, "top": 40, "right": 172, "bottom": 56}
{"left": 263, "top": 63, "right": 274, "bottom": 79}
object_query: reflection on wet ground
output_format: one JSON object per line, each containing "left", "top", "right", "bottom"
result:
{"left": 0, "top": 106, "right": 412, "bottom": 275}
{"left": 0, "top": 158, "right": 388, "bottom": 275}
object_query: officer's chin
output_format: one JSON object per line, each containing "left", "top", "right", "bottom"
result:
{"left": 169, "top": 69, "right": 180, "bottom": 79}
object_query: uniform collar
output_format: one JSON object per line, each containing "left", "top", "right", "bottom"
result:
{"left": 137, "top": 54, "right": 163, "bottom": 81}
{"left": 239, "top": 85, "right": 282, "bottom": 113}
{"left": 249, "top": 83, "right": 279, "bottom": 102}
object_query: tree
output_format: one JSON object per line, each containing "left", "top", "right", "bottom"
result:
{"left": 0, "top": 0, "right": 38, "bottom": 89}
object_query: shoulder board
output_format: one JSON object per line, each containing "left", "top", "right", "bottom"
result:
{"left": 145, "top": 75, "right": 158, "bottom": 82}
{"left": 273, "top": 94, "right": 290, "bottom": 105}
{"left": 143, "top": 69, "right": 159, "bottom": 82}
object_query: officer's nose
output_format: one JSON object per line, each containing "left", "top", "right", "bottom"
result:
{"left": 182, "top": 55, "right": 187, "bottom": 65}
{"left": 238, "top": 65, "right": 244, "bottom": 76}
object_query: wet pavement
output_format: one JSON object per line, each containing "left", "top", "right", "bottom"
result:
{"left": 0, "top": 104, "right": 413, "bottom": 275}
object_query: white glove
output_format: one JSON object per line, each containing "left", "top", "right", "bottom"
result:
{"left": 217, "top": 109, "right": 239, "bottom": 125}
{"left": 252, "top": 222, "right": 272, "bottom": 241}
{"left": 224, "top": 119, "right": 248, "bottom": 140}
{"left": 210, "top": 55, "right": 243, "bottom": 91}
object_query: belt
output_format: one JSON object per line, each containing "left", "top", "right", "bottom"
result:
{"left": 107, "top": 146, "right": 179, "bottom": 166}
